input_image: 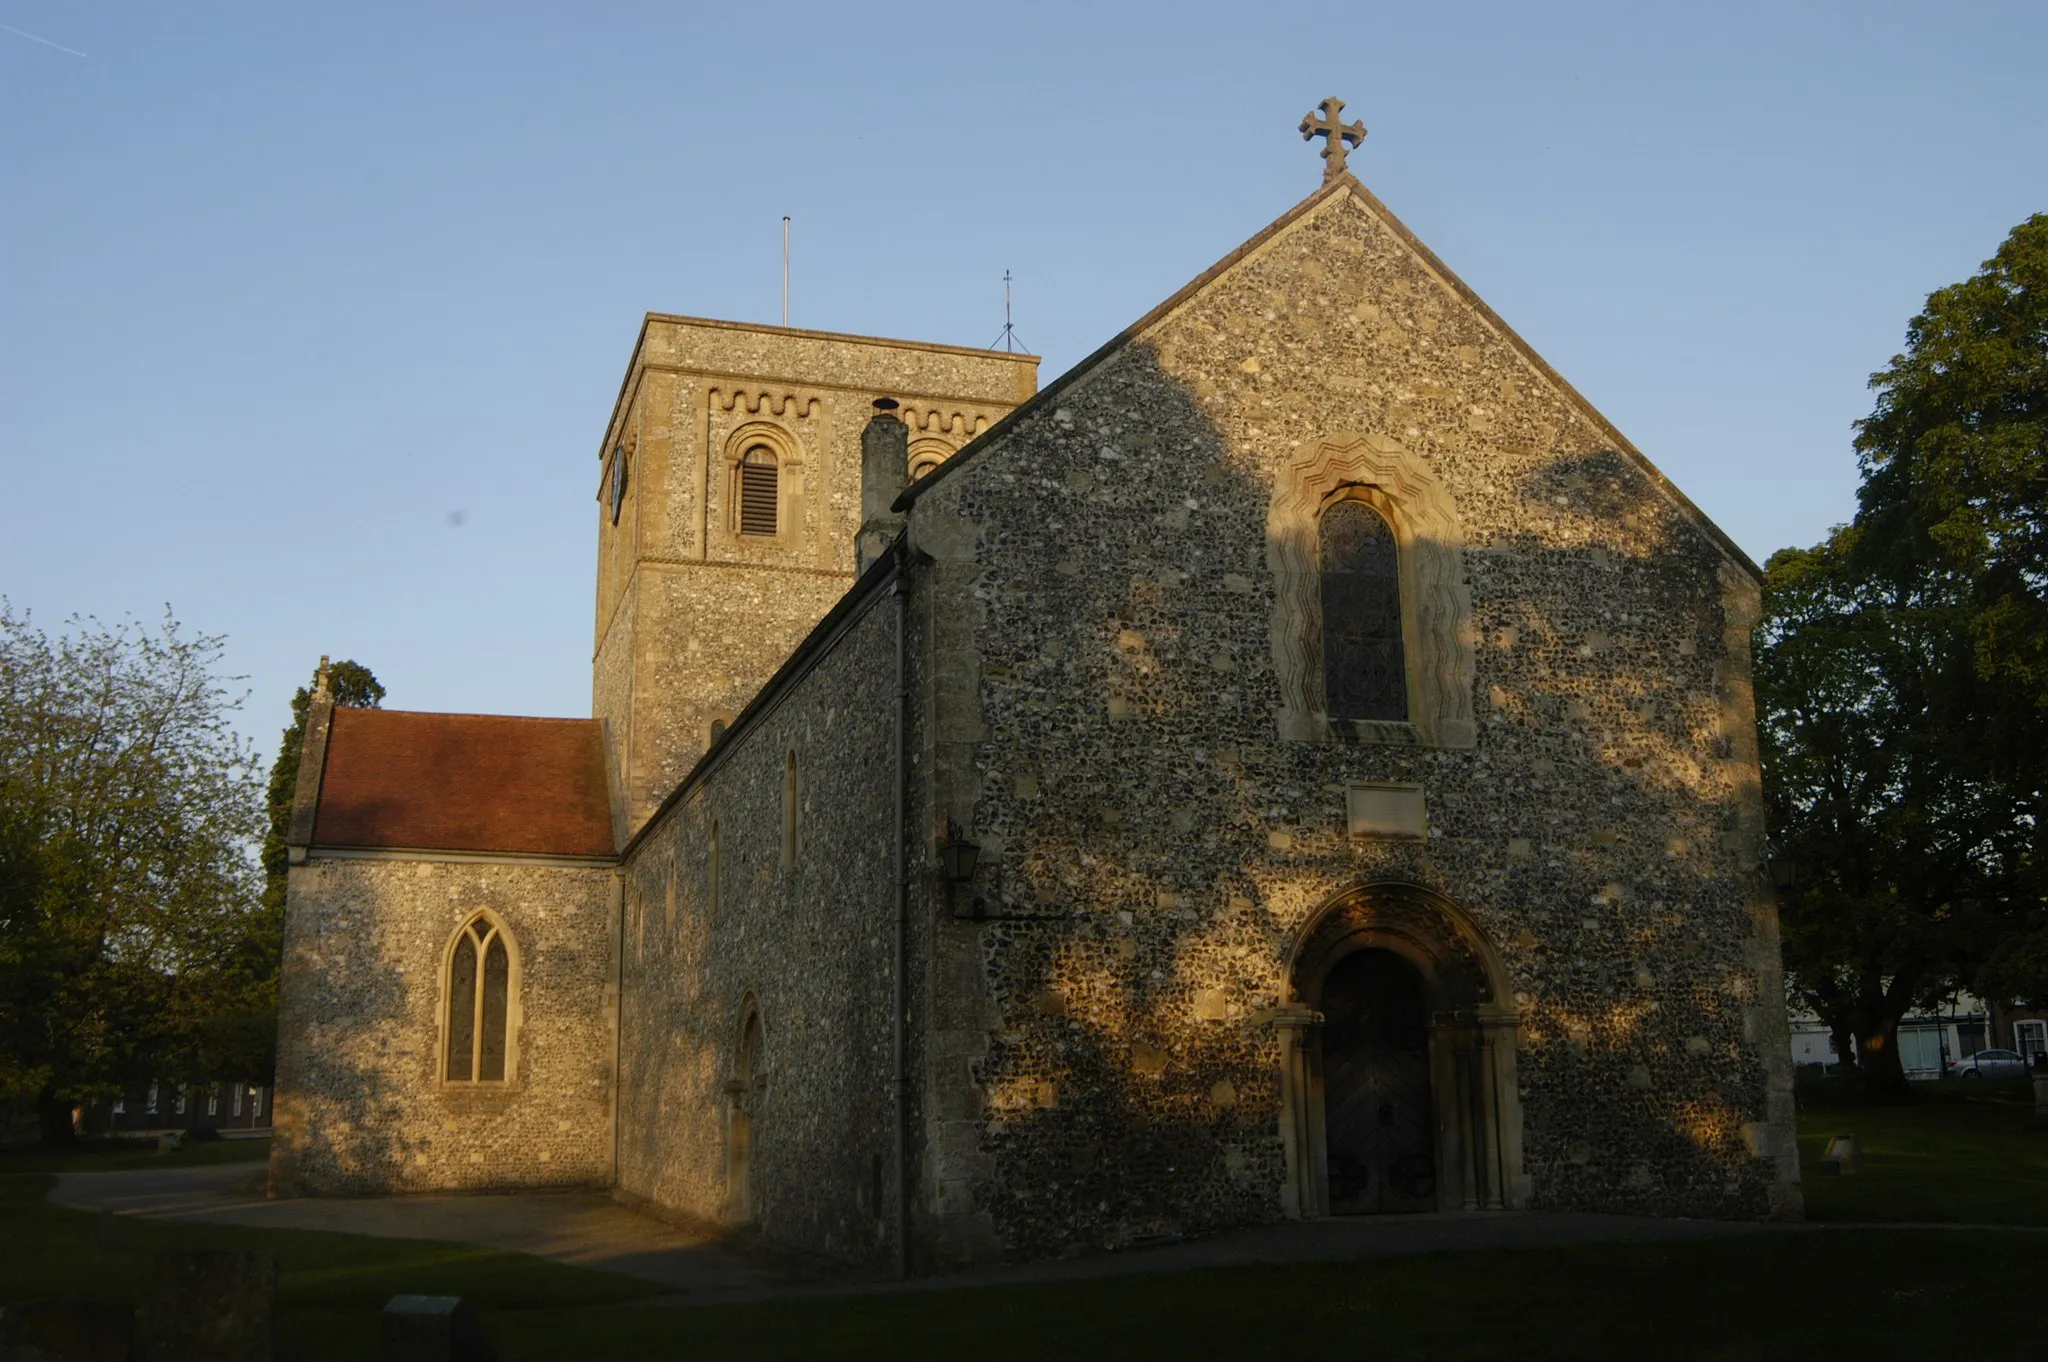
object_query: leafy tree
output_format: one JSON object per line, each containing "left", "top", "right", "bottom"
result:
{"left": 184, "top": 658, "right": 389, "bottom": 1101}
{"left": 1757, "top": 537, "right": 2023, "bottom": 1090}
{"left": 0, "top": 602, "right": 265, "bottom": 1143}
{"left": 1759, "top": 214, "right": 2046, "bottom": 1089}
{"left": 261, "top": 658, "right": 384, "bottom": 911}
{"left": 1854, "top": 213, "right": 2047, "bottom": 726}
{"left": 1851, "top": 212, "right": 2047, "bottom": 1007}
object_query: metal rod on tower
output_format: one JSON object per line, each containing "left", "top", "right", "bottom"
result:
{"left": 988, "top": 269, "right": 1030, "bottom": 353}
{"left": 782, "top": 216, "right": 791, "bottom": 328}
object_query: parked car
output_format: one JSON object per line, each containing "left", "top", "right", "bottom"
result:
{"left": 1948, "top": 1049, "right": 2031, "bottom": 1078}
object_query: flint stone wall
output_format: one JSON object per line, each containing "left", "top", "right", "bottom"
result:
{"left": 591, "top": 320, "right": 1035, "bottom": 829}
{"left": 270, "top": 857, "right": 616, "bottom": 1195}
{"left": 615, "top": 586, "right": 901, "bottom": 1264}
{"left": 904, "top": 182, "right": 1799, "bottom": 1260}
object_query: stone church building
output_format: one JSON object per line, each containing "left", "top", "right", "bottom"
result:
{"left": 271, "top": 106, "right": 1802, "bottom": 1269}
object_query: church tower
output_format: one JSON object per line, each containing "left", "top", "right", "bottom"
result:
{"left": 591, "top": 315, "right": 1037, "bottom": 828}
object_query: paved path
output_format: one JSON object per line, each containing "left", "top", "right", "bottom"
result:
{"left": 52, "top": 1165, "right": 1805, "bottom": 1307}
{"left": 50, "top": 1165, "right": 776, "bottom": 1302}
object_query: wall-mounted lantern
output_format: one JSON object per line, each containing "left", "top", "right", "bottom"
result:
{"left": 937, "top": 822, "right": 981, "bottom": 885}
{"left": 1767, "top": 856, "right": 1799, "bottom": 891}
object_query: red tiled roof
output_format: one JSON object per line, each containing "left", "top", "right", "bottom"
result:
{"left": 313, "top": 709, "right": 615, "bottom": 858}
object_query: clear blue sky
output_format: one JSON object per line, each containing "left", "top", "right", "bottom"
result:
{"left": 4, "top": 1, "right": 2044, "bottom": 752}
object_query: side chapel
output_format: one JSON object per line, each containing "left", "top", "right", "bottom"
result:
{"left": 271, "top": 102, "right": 1803, "bottom": 1268}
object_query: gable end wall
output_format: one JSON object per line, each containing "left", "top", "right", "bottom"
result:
{"left": 904, "top": 188, "right": 1797, "bottom": 1257}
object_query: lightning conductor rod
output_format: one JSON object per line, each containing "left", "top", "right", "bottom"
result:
{"left": 989, "top": 268, "right": 1030, "bottom": 353}
{"left": 782, "top": 216, "right": 791, "bottom": 328}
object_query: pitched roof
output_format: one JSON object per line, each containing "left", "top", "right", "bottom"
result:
{"left": 312, "top": 709, "right": 615, "bottom": 858}
{"left": 897, "top": 174, "right": 1761, "bottom": 580}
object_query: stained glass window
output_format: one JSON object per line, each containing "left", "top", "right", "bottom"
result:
{"left": 1320, "top": 499, "right": 1407, "bottom": 722}
{"left": 446, "top": 916, "right": 511, "bottom": 1083}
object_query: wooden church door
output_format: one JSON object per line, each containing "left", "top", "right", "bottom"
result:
{"left": 1319, "top": 949, "right": 1436, "bottom": 1213}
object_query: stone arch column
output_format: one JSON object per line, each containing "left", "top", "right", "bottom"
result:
{"left": 1279, "top": 881, "right": 1525, "bottom": 1215}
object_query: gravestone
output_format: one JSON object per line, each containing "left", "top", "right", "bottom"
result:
{"left": 0, "top": 1300, "right": 133, "bottom": 1361}
{"left": 1820, "top": 1134, "right": 1861, "bottom": 1175}
{"left": 140, "top": 1249, "right": 275, "bottom": 1362}
{"left": 381, "top": 1296, "right": 496, "bottom": 1362}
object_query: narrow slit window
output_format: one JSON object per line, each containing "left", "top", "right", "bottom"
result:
{"left": 782, "top": 750, "right": 799, "bottom": 868}
{"left": 709, "top": 822, "right": 722, "bottom": 915}
{"left": 1319, "top": 499, "right": 1407, "bottom": 722}
{"left": 446, "top": 915, "right": 512, "bottom": 1083}
{"left": 738, "top": 446, "right": 779, "bottom": 536}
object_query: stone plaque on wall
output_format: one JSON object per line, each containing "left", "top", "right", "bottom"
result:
{"left": 1346, "top": 782, "right": 1427, "bottom": 840}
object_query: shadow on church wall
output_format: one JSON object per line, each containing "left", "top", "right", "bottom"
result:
{"left": 612, "top": 603, "right": 904, "bottom": 1266}
{"left": 273, "top": 860, "right": 617, "bottom": 1197}
{"left": 922, "top": 332, "right": 1793, "bottom": 1258}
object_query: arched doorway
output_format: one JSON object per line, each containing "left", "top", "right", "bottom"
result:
{"left": 1320, "top": 949, "right": 1436, "bottom": 1213}
{"left": 725, "top": 1003, "right": 763, "bottom": 1223}
{"left": 1277, "top": 882, "right": 1525, "bottom": 1216}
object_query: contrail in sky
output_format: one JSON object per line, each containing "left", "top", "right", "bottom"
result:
{"left": 0, "top": 21, "right": 89, "bottom": 57}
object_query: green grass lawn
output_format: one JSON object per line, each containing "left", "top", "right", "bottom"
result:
{"left": 503, "top": 1231, "right": 2048, "bottom": 1362}
{"left": 1796, "top": 1079, "right": 2048, "bottom": 1224}
{"left": 6, "top": 1088, "right": 2048, "bottom": 1360}
{"left": 5, "top": 1166, "right": 2045, "bottom": 1361}
{"left": 0, "top": 1134, "right": 274, "bottom": 1176}
{"left": 0, "top": 1174, "right": 660, "bottom": 1359}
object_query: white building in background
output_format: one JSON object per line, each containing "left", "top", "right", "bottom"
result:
{"left": 1789, "top": 995, "right": 1994, "bottom": 1078}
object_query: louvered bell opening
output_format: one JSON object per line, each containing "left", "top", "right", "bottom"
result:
{"left": 738, "top": 447, "right": 778, "bottom": 536}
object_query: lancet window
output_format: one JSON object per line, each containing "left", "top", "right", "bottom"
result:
{"left": 446, "top": 914, "right": 512, "bottom": 1083}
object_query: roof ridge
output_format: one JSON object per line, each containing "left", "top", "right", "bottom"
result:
{"left": 896, "top": 172, "right": 1760, "bottom": 581}
{"left": 1325, "top": 178, "right": 1763, "bottom": 581}
{"left": 895, "top": 176, "right": 1353, "bottom": 513}
{"left": 336, "top": 708, "right": 600, "bottom": 726}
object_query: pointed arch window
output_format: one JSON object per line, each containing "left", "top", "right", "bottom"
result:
{"left": 1319, "top": 498, "right": 1407, "bottom": 722}
{"left": 446, "top": 915, "right": 513, "bottom": 1083}
{"left": 737, "top": 446, "right": 779, "bottom": 536}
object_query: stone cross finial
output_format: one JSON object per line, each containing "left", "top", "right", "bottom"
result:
{"left": 1299, "top": 97, "right": 1367, "bottom": 182}
{"left": 313, "top": 655, "right": 332, "bottom": 703}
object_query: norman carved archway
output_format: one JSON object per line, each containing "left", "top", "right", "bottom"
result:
{"left": 1274, "top": 882, "right": 1525, "bottom": 1216}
